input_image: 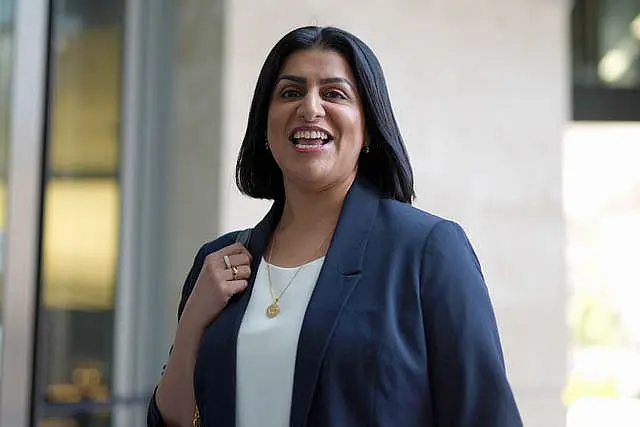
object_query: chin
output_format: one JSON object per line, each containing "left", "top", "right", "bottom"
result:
{"left": 292, "top": 172, "right": 330, "bottom": 188}
{"left": 283, "top": 167, "right": 329, "bottom": 188}
{"left": 286, "top": 168, "right": 356, "bottom": 193}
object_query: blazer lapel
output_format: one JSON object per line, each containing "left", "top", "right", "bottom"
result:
{"left": 289, "top": 178, "right": 380, "bottom": 427}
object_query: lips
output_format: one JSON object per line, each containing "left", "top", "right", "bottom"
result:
{"left": 289, "top": 126, "right": 334, "bottom": 147}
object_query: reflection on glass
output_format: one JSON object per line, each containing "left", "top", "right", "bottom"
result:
{"left": 37, "top": 0, "right": 124, "bottom": 425}
{"left": 573, "top": 0, "right": 640, "bottom": 88}
{"left": 0, "top": 0, "right": 16, "bottom": 379}
{"left": 42, "top": 180, "right": 119, "bottom": 310}
{"left": 563, "top": 123, "right": 640, "bottom": 427}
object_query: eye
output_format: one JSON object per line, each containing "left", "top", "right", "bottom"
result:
{"left": 323, "top": 89, "right": 347, "bottom": 100}
{"left": 281, "top": 88, "right": 303, "bottom": 98}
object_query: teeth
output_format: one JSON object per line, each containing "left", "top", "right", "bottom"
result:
{"left": 293, "top": 130, "right": 328, "bottom": 140}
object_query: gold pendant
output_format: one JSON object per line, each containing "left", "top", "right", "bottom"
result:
{"left": 266, "top": 302, "right": 280, "bottom": 318}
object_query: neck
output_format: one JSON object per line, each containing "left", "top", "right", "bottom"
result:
{"left": 278, "top": 175, "right": 355, "bottom": 234}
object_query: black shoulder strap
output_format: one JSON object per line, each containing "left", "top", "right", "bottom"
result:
{"left": 235, "top": 228, "right": 253, "bottom": 247}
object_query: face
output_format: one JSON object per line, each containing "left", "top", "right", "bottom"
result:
{"left": 266, "top": 48, "right": 366, "bottom": 193}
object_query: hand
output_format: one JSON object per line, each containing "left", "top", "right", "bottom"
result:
{"left": 181, "top": 242, "right": 252, "bottom": 332}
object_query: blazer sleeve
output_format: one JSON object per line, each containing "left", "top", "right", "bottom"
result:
{"left": 147, "top": 245, "right": 207, "bottom": 427}
{"left": 420, "top": 220, "right": 523, "bottom": 427}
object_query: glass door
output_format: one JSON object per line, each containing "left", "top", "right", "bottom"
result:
{"left": 34, "top": 0, "right": 125, "bottom": 425}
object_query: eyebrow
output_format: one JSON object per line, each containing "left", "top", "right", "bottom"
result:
{"left": 277, "top": 74, "right": 355, "bottom": 90}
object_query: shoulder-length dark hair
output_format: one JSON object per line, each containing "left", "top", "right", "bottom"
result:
{"left": 236, "top": 26, "right": 415, "bottom": 204}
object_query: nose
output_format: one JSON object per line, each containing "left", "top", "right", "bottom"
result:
{"left": 297, "top": 90, "right": 325, "bottom": 121}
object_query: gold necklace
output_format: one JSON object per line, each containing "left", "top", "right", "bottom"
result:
{"left": 265, "top": 229, "right": 333, "bottom": 318}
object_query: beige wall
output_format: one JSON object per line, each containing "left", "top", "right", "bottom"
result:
{"left": 175, "top": 1, "right": 569, "bottom": 425}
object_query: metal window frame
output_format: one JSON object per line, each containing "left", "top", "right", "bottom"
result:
{"left": 570, "top": 0, "right": 640, "bottom": 121}
{"left": 111, "top": 0, "right": 148, "bottom": 424}
{"left": 573, "top": 85, "right": 640, "bottom": 121}
{"left": 0, "top": 0, "right": 50, "bottom": 426}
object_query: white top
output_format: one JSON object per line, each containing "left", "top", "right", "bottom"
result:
{"left": 236, "top": 257, "right": 324, "bottom": 427}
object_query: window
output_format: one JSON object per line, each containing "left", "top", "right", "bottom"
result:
{"left": 572, "top": 0, "right": 640, "bottom": 121}
{"left": 35, "top": 0, "right": 125, "bottom": 425}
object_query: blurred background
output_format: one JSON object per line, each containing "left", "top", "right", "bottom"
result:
{"left": 0, "top": 0, "right": 639, "bottom": 426}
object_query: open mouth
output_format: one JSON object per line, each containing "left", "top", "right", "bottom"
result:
{"left": 289, "top": 129, "right": 334, "bottom": 149}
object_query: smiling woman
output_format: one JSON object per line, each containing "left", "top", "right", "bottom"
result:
{"left": 266, "top": 49, "right": 365, "bottom": 194}
{"left": 236, "top": 27, "right": 414, "bottom": 205}
{"left": 148, "top": 26, "right": 522, "bottom": 427}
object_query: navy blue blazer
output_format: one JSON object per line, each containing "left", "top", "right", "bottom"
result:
{"left": 148, "top": 178, "right": 523, "bottom": 426}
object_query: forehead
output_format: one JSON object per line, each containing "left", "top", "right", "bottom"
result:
{"left": 278, "top": 48, "right": 356, "bottom": 83}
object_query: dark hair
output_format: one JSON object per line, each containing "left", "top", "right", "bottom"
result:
{"left": 235, "top": 26, "right": 415, "bottom": 203}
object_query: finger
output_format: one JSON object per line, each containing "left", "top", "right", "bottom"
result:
{"left": 226, "top": 280, "right": 248, "bottom": 296}
{"left": 215, "top": 245, "right": 252, "bottom": 267}
{"left": 227, "top": 253, "right": 251, "bottom": 268}
{"left": 222, "top": 265, "right": 251, "bottom": 281}
{"left": 207, "top": 247, "right": 251, "bottom": 269}
{"left": 213, "top": 253, "right": 251, "bottom": 271}
{"left": 218, "top": 242, "right": 251, "bottom": 257}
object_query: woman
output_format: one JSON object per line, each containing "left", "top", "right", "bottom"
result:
{"left": 148, "top": 26, "right": 522, "bottom": 427}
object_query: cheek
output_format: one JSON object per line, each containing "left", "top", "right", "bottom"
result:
{"left": 343, "top": 119, "right": 365, "bottom": 150}
{"left": 267, "top": 106, "right": 292, "bottom": 137}
{"left": 338, "top": 109, "right": 365, "bottom": 139}
{"left": 266, "top": 108, "right": 277, "bottom": 132}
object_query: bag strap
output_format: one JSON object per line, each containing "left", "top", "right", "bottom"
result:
{"left": 235, "top": 228, "right": 253, "bottom": 247}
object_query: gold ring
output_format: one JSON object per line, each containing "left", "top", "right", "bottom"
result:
{"left": 231, "top": 265, "right": 239, "bottom": 280}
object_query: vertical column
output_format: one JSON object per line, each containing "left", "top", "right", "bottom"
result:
{"left": 166, "top": 0, "right": 226, "bottom": 317}
{"left": 0, "top": 0, "right": 49, "bottom": 426}
{"left": 111, "top": 0, "right": 146, "bottom": 424}
{"left": 113, "top": 0, "right": 174, "bottom": 425}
